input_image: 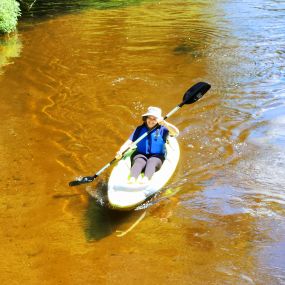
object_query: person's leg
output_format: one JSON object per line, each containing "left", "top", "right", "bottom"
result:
{"left": 130, "top": 154, "right": 147, "bottom": 178}
{"left": 144, "top": 156, "right": 163, "bottom": 179}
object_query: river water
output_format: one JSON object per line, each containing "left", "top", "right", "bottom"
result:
{"left": 0, "top": 0, "right": 284, "bottom": 284}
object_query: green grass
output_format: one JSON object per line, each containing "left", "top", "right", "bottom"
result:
{"left": 0, "top": 0, "right": 21, "bottom": 34}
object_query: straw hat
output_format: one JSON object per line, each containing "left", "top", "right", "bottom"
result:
{"left": 142, "top": 106, "right": 162, "bottom": 118}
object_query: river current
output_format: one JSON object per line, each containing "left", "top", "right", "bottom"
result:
{"left": 0, "top": 0, "right": 284, "bottom": 284}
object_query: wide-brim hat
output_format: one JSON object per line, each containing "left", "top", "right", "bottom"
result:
{"left": 142, "top": 106, "right": 162, "bottom": 119}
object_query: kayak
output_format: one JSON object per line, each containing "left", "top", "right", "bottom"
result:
{"left": 107, "top": 136, "right": 180, "bottom": 210}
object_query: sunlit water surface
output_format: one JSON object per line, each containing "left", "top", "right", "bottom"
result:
{"left": 0, "top": 0, "right": 284, "bottom": 284}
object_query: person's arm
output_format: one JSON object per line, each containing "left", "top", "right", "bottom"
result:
{"left": 119, "top": 139, "right": 133, "bottom": 153}
{"left": 157, "top": 118, "right": 179, "bottom": 137}
{"left": 115, "top": 139, "right": 134, "bottom": 159}
{"left": 115, "top": 127, "right": 140, "bottom": 159}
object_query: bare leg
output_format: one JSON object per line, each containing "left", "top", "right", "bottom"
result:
{"left": 130, "top": 154, "right": 147, "bottom": 178}
{"left": 144, "top": 156, "right": 163, "bottom": 179}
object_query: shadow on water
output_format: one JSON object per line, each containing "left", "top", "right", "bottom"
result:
{"left": 84, "top": 199, "right": 130, "bottom": 241}
{"left": 20, "top": 0, "right": 151, "bottom": 19}
{"left": 82, "top": 179, "right": 182, "bottom": 240}
{"left": 83, "top": 182, "right": 186, "bottom": 241}
{"left": 173, "top": 43, "right": 200, "bottom": 56}
{"left": 83, "top": 179, "right": 144, "bottom": 241}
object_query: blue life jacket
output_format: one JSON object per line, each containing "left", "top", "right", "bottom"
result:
{"left": 129, "top": 124, "right": 168, "bottom": 155}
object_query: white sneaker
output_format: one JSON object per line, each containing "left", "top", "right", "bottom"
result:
{"left": 128, "top": 177, "right": 136, "bottom": 184}
{"left": 140, "top": 176, "right": 149, "bottom": 184}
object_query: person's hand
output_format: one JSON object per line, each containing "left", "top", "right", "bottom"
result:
{"left": 129, "top": 143, "right": 137, "bottom": 150}
{"left": 157, "top": 117, "right": 166, "bottom": 126}
{"left": 115, "top": 151, "right": 122, "bottom": 160}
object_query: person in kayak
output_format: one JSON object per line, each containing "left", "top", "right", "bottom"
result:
{"left": 116, "top": 106, "right": 179, "bottom": 184}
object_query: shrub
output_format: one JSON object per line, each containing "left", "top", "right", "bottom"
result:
{"left": 0, "top": 0, "right": 21, "bottom": 34}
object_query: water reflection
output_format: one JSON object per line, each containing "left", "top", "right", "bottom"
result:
{"left": 1, "top": 0, "right": 285, "bottom": 283}
{"left": 0, "top": 33, "right": 22, "bottom": 74}
{"left": 20, "top": 0, "right": 150, "bottom": 18}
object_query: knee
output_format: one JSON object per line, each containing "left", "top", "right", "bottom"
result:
{"left": 147, "top": 157, "right": 162, "bottom": 168}
{"left": 133, "top": 157, "right": 147, "bottom": 166}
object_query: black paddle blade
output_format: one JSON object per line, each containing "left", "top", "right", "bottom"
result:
{"left": 69, "top": 176, "right": 94, "bottom": 187}
{"left": 182, "top": 82, "right": 211, "bottom": 105}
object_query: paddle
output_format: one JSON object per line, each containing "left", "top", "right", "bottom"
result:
{"left": 69, "top": 82, "right": 211, "bottom": 187}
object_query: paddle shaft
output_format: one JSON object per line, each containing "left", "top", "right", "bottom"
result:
{"left": 68, "top": 82, "right": 211, "bottom": 186}
{"left": 69, "top": 104, "right": 184, "bottom": 186}
{"left": 94, "top": 104, "right": 182, "bottom": 177}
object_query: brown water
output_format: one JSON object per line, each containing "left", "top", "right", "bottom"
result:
{"left": 1, "top": 0, "right": 285, "bottom": 284}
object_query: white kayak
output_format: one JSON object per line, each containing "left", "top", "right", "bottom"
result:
{"left": 107, "top": 136, "right": 180, "bottom": 210}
